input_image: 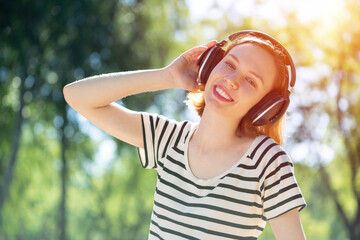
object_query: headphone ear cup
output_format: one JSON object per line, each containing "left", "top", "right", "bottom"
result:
{"left": 197, "top": 46, "right": 224, "bottom": 84}
{"left": 247, "top": 92, "right": 289, "bottom": 126}
{"left": 197, "top": 47, "right": 213, "bottom": 67}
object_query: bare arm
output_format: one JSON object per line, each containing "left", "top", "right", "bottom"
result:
{"left": 269, "top": 208, "right": 306, "bottom": 240}
{"left": 63, "top": 69, "right": 176, "bottom": 149}
{"left": 63, "top": 41, "right": 217, "bottom": 148}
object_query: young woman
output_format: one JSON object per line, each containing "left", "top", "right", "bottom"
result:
{"left": 63, "top": 30, "right": 306, "bottom": 240}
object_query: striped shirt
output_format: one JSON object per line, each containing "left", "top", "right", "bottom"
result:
{"left": 137, "top": 112, "right": 306, "bottom": 240}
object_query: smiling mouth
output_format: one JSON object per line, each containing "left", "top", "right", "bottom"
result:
{"left": 214, "top": 85, "right": 233, "bottom": 102}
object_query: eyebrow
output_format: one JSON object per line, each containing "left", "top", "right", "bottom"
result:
{"left": 228, "top": 54, "right": 264, "bottom": 85}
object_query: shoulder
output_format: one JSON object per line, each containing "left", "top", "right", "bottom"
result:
{"left": 140, "top": 112, "right": 196, "bottom": 140}
{"left": 250, "top": 135, "right": 290, "bottom": 161}
{"left": 250, "top": 135, "right": 293, "bottom": 177}
{"left": 138, "top": 112, "right": 196, "bottom": 168}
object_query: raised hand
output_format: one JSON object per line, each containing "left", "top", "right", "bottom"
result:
{"left": 165, "top": 40, "right": 217, "bottom": 91}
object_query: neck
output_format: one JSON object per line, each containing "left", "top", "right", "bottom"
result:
{"left": 191, "top": 107, "right": 247, "bottom": 152}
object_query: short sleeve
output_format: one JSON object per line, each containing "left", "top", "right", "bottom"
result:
{"left": 262, "top": 150, "right": 306, "bottom": 220}
{"left": 137, "top": 112, "right": 179, "bottom": 169}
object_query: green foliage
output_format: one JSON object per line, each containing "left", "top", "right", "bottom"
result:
{"left": 1, "top": 0, "right": 187, "bottom": 239}
{"left": 1, "top": 0, "right": 360, "bottom": 239}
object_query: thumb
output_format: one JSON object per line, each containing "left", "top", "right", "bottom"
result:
{"left": 189, "top": 40, "right": 218, "bottom": 61}
{"left": 204, "top": 40, "right": 218, "bottom": 48}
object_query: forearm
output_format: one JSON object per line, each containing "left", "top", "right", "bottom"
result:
{"left": 63, "top": 40, "right": 217, "bottom": 110}
{"left": 63, "top": 68, "right": 176, "bottom": 108}
{"left": 269, "top": 209, "right": 306, "bottom": 240}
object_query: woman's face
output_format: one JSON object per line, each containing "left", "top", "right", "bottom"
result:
{"left": 204, "top": 43, "right": 277, "bottom": 121}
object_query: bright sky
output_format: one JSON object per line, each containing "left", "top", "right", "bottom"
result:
{"left": 186, "top": 0, "right": 346, "bottom": 26}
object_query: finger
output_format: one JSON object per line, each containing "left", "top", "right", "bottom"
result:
{"left": 186, "top": 46, "right": 208, "bottom": 56}
{"left": 193, "top": 40, "right": 218, "bottom": 58}
{"left": 186, "top": 40, "right": 217, "bottom": 55}
{"left": 183, "top": 40, "right": 218, "bottom": 63}
{"left": 203, "top": 40, "right": 217, "bottom": 48}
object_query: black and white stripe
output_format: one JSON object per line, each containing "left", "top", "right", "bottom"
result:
{"left": 137, "top": 113, "right": 306, "bottom": 239}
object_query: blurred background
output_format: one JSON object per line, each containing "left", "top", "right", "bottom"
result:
{"left": 0, "top": 0, "right": 359, "bottom": 239}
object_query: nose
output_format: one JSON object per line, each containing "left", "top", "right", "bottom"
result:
{"left": 224, "top": 74, "right": 239, "bottom": 90}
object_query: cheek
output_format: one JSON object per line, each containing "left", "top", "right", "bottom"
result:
{"left": 237, "top": 81, "right": 257, "bottom": 97}
{"left": 236, "top": 88, "right": 265, "bottom": 109}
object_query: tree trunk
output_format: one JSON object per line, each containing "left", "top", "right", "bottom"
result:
{"left": 59, "top": 106, "right": 69, "bottom": 240}
{"left": 0, "top": 72, "right": 26, "bottom": 221}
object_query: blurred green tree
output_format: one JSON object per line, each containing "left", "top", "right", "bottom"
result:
{"left": 185, "top": 0, "right": 360, "bottom": 239}
{"left": 0, "top": 0, "right": 189, "bottom": 239}
{"left": 286, "top": 0, "right": 360, "bottom": 239}
{"left": 2, "top": 0, "right": 359, "bottom": 239}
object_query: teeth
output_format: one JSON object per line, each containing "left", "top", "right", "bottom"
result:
{"left": 215, "top": 87, "right": 232, "bottom": 101}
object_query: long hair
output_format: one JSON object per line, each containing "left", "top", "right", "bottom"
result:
{"left": 186, "top": 35, "right": 290, "bottom": 145}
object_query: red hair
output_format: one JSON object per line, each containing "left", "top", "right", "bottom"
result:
{"left": 186, "top": 35, "right": 289, "bottom": 145}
